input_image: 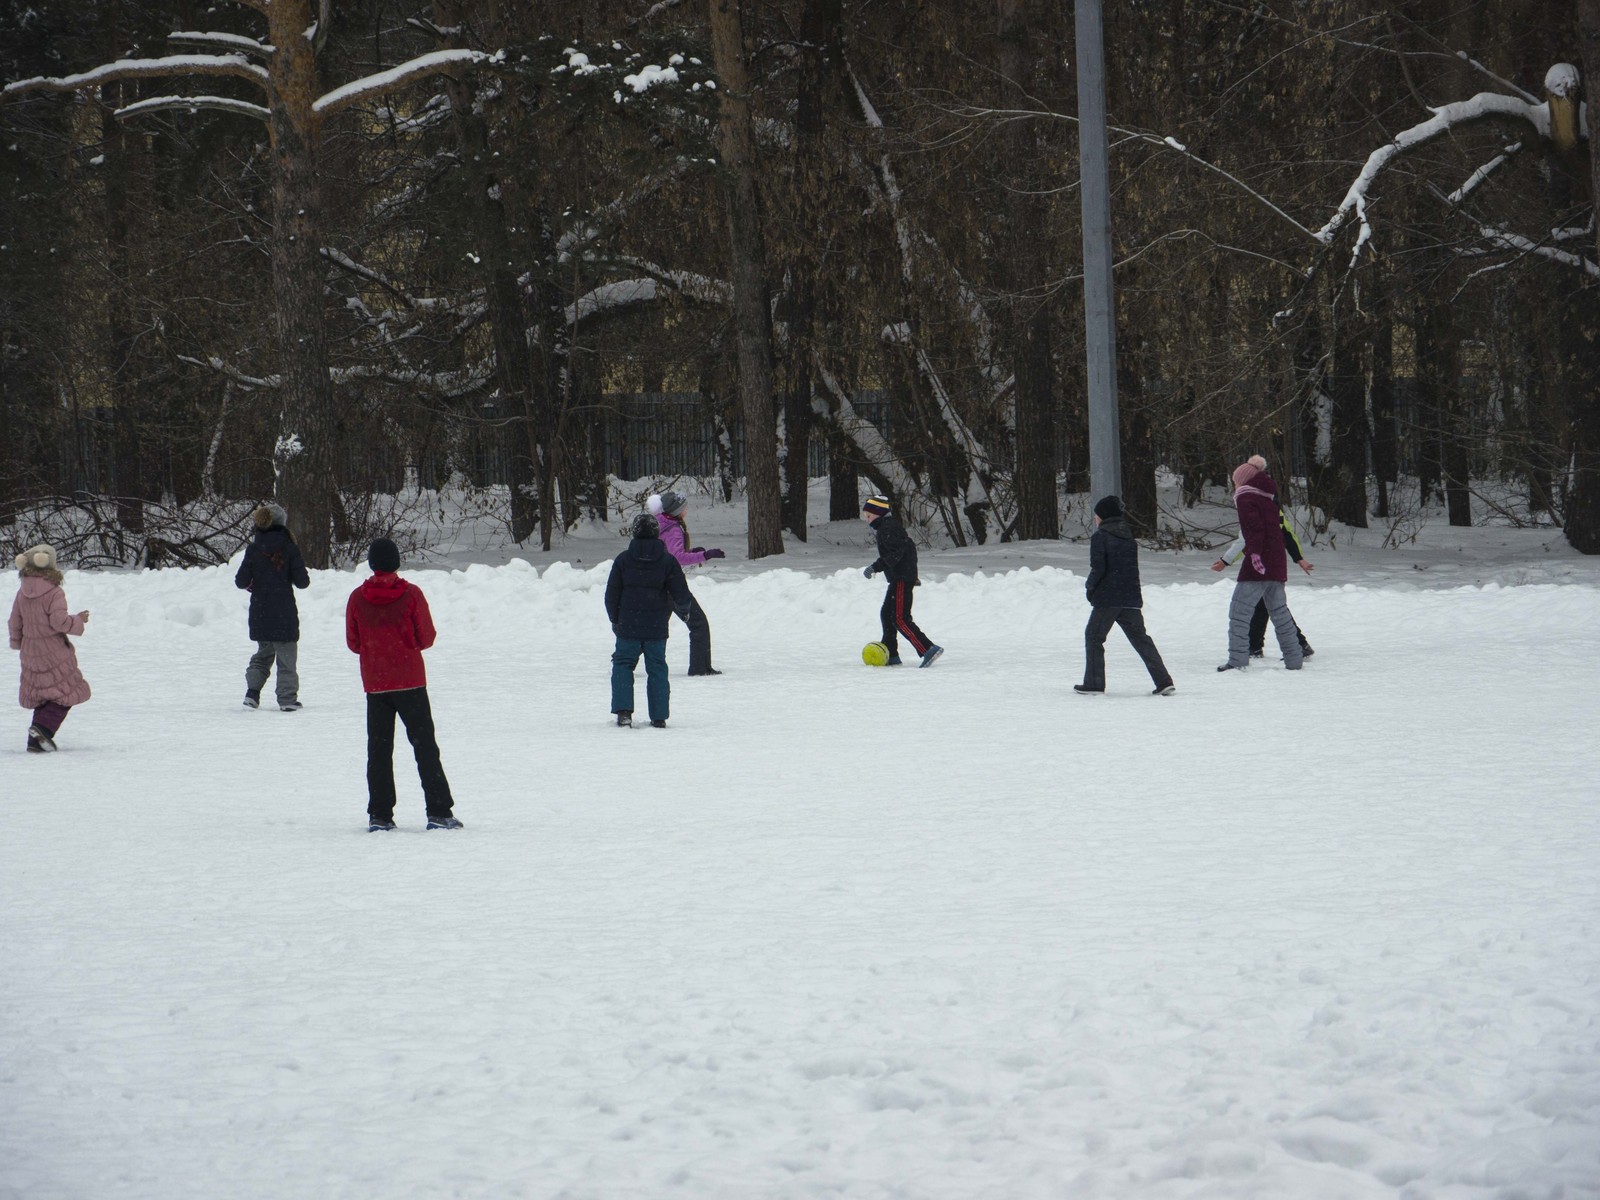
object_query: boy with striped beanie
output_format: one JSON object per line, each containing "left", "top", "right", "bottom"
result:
{"left": 861, "top": 497, "right": 943, "bottom": 667}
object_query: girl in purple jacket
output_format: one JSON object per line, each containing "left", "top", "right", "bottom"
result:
{"left": 9, "top": 544, "right": 92, "bottom": 753}
{"left": 649, "top": 490, "right": 725, "bottom": 675}
{"left": 1218, "top": 462, "right": 1304, "bottom": 672}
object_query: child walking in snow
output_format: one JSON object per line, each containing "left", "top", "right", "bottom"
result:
{"left": 649, "top": 489, "right": 726, "bottom": 675}
{"left": 345, "top": 538, "right": 462, "bottom": 831}
{"left": 1075, "top": 496, "right": 1175, "bottom": 696}
{"left": 1210, "top": 455, "right": 1313, "bottom": 660}
{"left": 605, "top": 513, "right": 692, "bottom": 728}
{"left": 1218, "top": 460, "right": 1305, "bottom": 673}
{"left": 862, "top": 496, "right": 943, "bottom": 667}
{"left": 235, "top": 502, "right": 311, "bottom": 711}
{"left": 9, "top": 544, "right": 91, "bottom": 753}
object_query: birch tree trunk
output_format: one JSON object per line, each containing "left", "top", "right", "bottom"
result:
{"left": 709, "top": 0, "right": 784, "bottom": 558}
{"left": 266, "top": 0, "right": 336, "bottom": 566}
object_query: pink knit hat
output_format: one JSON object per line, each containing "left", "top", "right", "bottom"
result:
{"left": 1232, "top": 462, "right": 1262, "bottom": 489}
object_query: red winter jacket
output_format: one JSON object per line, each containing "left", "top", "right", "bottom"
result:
{"left": 345, "top": 572, "right": 436, "bottom": 692}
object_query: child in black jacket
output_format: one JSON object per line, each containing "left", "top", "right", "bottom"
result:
{"left": 234, "top": 502, "right": 311, "bottom": 711}
{"left": 1076, "top": 496, "right": 1175, "bottom": 696}
{"left": 862, "top": 496, "right": 943, "bottom": 667}
{"left": 605, "top": 513, "right": 692, "bottom": 727}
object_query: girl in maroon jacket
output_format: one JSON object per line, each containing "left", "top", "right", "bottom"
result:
{"left": 345, "top": 538, "right": 461, "bottom": 830}
{"left": 1218, "top": 462, "right": 1305, "bottom": 672}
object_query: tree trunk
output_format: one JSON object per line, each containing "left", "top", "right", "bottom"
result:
{"left": 1322, "top": 303, "right": 1370, "bottom": 528}
{"left": 781, "top": 0, "right": 841, "bottom": 541}
{"left": 1563, "top": 2, "right": 1600, "bottom": 550}
{"left": 1368, "top": 278, "right": 1397, "bottom": 519}
{"left": 102, "top": 75, "right": 145, "bottom": 538}
{"left": 1555, "top": 287, "right": 1600, "bottom": 550}
{"left": 998, "top": 0, "right": 1059, "bottom": 541}
{"left": 266, "top": 0, "right": 335, "bottom": 566}
{"left": 709, "top": 0, "right": 784, "bottom": 558}
{"left": 1117, "top": 339, "right": 1156, "bottom": 533}
{"left": 1413, "top": 305, "right": 1463, "bottom": 519}
{"left": 439, "top": 66, "right": 538, "bottom": 539}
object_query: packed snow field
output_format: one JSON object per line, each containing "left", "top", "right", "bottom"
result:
{"left": 4, "top": 516, "right": 1600, "bottom": 1199}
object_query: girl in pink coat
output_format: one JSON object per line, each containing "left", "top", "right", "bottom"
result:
{"left": 8, "top": 544, "right": 91, "bottom": 753}
{"left": 647, "top": 490, "right": 725, "bottom": 675}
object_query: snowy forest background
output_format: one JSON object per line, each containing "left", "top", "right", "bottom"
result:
{"left": 2, "top": 0, "right": 1597, "bottom": 569}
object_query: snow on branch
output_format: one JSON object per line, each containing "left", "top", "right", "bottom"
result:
{"left": 1446, "top": 142, "right": 1522, "bottom": 204}
{"left": 179, "top": 355, "right": 279, "bottom": 389}
{"left": 607, "top": 259, "right": 732, "bottom": 306}
{"left": 168, "top": 31, "right": 274, "bottom": 59}
{"left": 1315, "top": 91, "right": 1549, "bottom": 263}
{"left": 313, "top": 49, "right": 496, "bottom": 115}
{"left": 1477, "top": 224, "right": 1600, "bottom": 280}
{"left": 331, "top": 365, "right": 491, "bottom": 395}
{"left": 181, "top": 354, "right": 493, "bottom": 394}
{"left": 811, "top": 357, "right": 920, "bottom": 502}
{"left": 117, "top": 94, "right": 269, "bottom": 122}
{"left": 3, "top": 54, "right": 269, "bottom": 98}
{"left": 556, "top": 158, "right": 699, "bottom": 262}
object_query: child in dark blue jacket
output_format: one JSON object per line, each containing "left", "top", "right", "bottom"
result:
{"left": 234, "top": 503, "right": 310, "bottom": 710}
{"left": 1076, "top": 496, "right": 1175, "bottom": 696}
{"left": 605, "top": 514, "right": 692, "bottom": 727}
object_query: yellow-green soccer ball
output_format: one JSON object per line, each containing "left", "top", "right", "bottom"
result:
{"left": 862, "top": 641, "right": 890, "bottom": 667}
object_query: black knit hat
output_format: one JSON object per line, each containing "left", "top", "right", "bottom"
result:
{"left": 1093, "top": 495, "right": 1123, "bottom": 520}
{"left": 863, "top": 495, "right": 891, "bottom": 517}
{"left": 367, "top": 537, "right": 401, "bottom": 572}
{"left": 632, "top": 513, "right": 660, "bottom": 539}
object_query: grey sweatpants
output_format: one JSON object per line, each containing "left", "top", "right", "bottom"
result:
{"left": 246, "top": 640, "right": 300, "bottom": 702}
{"left": 1226, "top": 582, "right": 1303, "bottom": 670}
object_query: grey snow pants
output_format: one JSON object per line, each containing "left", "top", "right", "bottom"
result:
{"left": 246, "top": 640, "right": 300, "bottom": 702}
{"left": 1226, "top": 582, "right": 1303, "bottom": 670}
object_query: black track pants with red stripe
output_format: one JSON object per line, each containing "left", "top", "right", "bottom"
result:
{"left": 879, "top": 580, "right": 932, "bottom": 658}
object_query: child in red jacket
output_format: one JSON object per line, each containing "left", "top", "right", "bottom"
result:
{"left": 345, "top": 538, "right": 461, "bottom": 831}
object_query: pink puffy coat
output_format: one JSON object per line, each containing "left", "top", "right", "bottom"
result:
{"left": 9, "top": 575, "right": 92, "bottom": 708}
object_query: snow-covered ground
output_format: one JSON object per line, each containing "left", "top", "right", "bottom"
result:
{"left": 3, "top": 495, "right": 1599, "bottom": 1199}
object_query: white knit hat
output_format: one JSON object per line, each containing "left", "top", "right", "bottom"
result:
{"left": 14, "top": 543, "right": 58, "bottom": 572}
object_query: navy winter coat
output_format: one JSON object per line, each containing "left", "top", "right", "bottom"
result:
{"left": 1084, "top": 516, "right": 1143, "bottom": 608}
{"left": 605, "top": 535, "right": 692, "bottom": 641}
{"left": 868, "top": 513, "right": 920, "bottom": 585}
{"left": 234, "top": 525, "right": 310, "bottom": 642}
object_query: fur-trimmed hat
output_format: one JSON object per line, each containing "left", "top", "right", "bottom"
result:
{"left": 14, "top": 543, "right": 58, "bottom": 573}
{"left": 253, "top": 502, "right": 288, "bottom": 530}
{"left": 1093, "top": 495, "right": 1123, "bottom": 520}
{"left": 632, "top": 513, "right": 660, "bottom": 540}
{"left": 863, "top": 495, "right": 891, "bottom": 517}
{"left": 367, "top": 537, "right": 401, "bottom": 573}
